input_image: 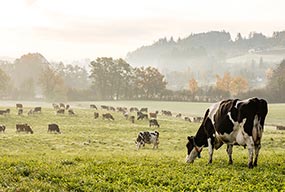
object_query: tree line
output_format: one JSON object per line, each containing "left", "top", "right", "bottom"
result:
{"left": 0, "top": 53, "right": 284, "bottom": 102}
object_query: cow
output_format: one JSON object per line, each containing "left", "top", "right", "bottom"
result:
{"left": 136, "top": 131, "right": 159, "bottom": 150}
{"left": 94, "top": 112, "right": 99, "bottom": 119}
{"left": 140, "top": 108, "right": 148, "bottom": 113}
{"left": 68, "top": 109, "right": 75, "bottom": 115}
{"left": 33, "top": 107, "right": 42, "bottom": 113}
{"left": 176, "top": 113, "right": 182, "bottom": 118}
{"left": 48, "top": 124, "right": 61, "bottom": 134}
{"left": 149, "top": 111, "right": 158, "bottom": 119}
{"left": 102, "top": 113, "right": 114, "bottom": 120}
{"left": 149, "top": 119, "right": 160, "bottom": 128}
{"left": 130, "top": 116, "right": 135, "bottom": 123}
{"left": 16, "top": 103, "right": 23, "bottom": 109}
{"left": 137, "top": 111, "right": 148, "bottom": 120}
{"left": 0, "top": 125, "right": 5, "bottom": 132}
{"left": 27, "top": 109, "right": 34, "bottom": 116}
{"left": 18, "top": 108, "right": 23, "bottom": 115}
{"left": 186, "top": 98, "right": 268, "bottom": 169}
{"left": 16, "top": 124, "right": 34, "bottom": 134}
{"left": 0, "top": 109, "right": 10, "bottom": 115}
{"left": 130, "top": 107, "right": 139, "bottom": 112}
{"left": 59, "top": 103, "right": 65, "bottom": 109}
{"left": 66, "top": 104, "right": 70, "bottom": 110}
{"left": 56, "top": 109, "right": 65, "bottom": 115}
{"left": 90, "top": 104, "right": 98, "bottom": 109}
{"left": 52, "top": 103, "right": 59, "bottom": 110}
{"left": 123, "top": 111, "right": 129, "bottom": 120}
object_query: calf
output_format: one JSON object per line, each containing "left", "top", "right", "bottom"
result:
{"left": 136, "top": 131, "right": 159, "bottom": 150}
{"left": 186, "top": 98, "right": 268, "bottom": 168}
{"left": 149, "top": 111, "right": 158, "bottom": 119}
{"left": 0, "top": 125, "right": 5, "bottom": 132}
{"left": 149, "top": 119, "right": 160, "bottom": 128}
{"left": 102, "top": 113, "right": 114, "bottom": 120}
{"left": 16, "top": 124, "right": 34, "bottom": 134}
{"left": 48, "top": 124, "right": 61, "bottom": 134}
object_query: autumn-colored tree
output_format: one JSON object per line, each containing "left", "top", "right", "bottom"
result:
{"left": 216, "top": 72, "right": 232, "bottom": 93}
{"left": 216, "top": 72, "right": 248, "bottom": 97}
{"left": 189, "top": 78, "right": 198, "bottom": 100}
{"left": 230, "top": 76, "right": 249, "bottom": 96}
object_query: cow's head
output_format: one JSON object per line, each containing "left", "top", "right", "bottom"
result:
{"left": 186, "top": 136, "right": 203, "bottom": 163}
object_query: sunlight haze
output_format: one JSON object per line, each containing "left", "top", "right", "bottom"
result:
{"left": 0, "top": 0, "right": 284, "bottom": 62}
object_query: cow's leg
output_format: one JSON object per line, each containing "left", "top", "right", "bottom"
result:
{"left": 253, "top": 144, "right": 261, "bottom": 167}
{"left": 226, "top": 144, "right": 233, "bottom": 164}
{"left": 246, "top": 136, "right": 255, "bottom": 169}
{"left": 207, "top": 138, "right": 214, "bottom": 164}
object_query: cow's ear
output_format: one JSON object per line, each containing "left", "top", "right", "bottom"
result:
{"left": 187, "top": 136, "right": 193, "bottom": 141}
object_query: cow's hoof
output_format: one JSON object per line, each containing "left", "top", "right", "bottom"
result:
{"left": 228, "top": 160, "right": 233, "bottom": 165}
{"left": 248, "top": 163, "right": 253, "bottom": 169}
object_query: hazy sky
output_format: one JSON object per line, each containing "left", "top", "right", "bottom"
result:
{"left": 0, "top": 0, "right": 284, "bottom": 62}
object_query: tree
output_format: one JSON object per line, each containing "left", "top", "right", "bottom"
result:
{"left": 267, "top": 60, "right": 285, "bottom": 102}
{"left": 216, "top": 72, "right": 232, "bottom": 94}
{"left": 0, "top": 68, "right": 10, "bottom": 98}
{"left": 39, "top": 66, "right": 67, "bottom": 101}
{"left": 134, "top": 67, "right": 167, "bottom": 99}
{"left": 189, "top": 78, "right": 198, "bottom": 100}
{"left": 230, "top": 76, "right": 249, "bottom": 96}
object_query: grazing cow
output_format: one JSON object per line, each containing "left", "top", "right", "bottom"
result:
{"left": 28, "top": 109, "right": 34, "bottom": 116}
{"left": 140, "top": 108, "right": 148, "bottom": 113}
{"left": 137, "top": 111, "right": 148, "bottom": 120}
{"left": 130, "top": 116, "right": 135, "bottom": 123}
{"left": 0, "top": 125, "right": 6, "bottom": 132}
{"left": 52, "top": 103, "right": 59, "bottom": 110}
{"left": 184, "top": 117, "right": 191, "bottom": 122}
{"left": 162, "top": 110, "right": 172, "bottom": 116}
{"left": 149, "top": 119, "right": 160, "bottom": 128}
{"left": 48, "top": 124, "right": 61, "bottom": 134}
{"left": 101, "top": 105, "right": 109, "bottom": 110}
{"left": 109, "top": 106, "right": 115, "bottom": 111}
{"left": 68, "top": 109, "right": 75, "bottom": 115}
{"left": 130, "top": 107, "right": 139, "bottom": 112}
{"left": 33, "top": 107, "right": 42, "bottom": 113}
{"left": 90, "top": 104, "right": 98, "bottom": 109}
{"left": 176, "top": 113, "right": 182, "bottom": 118}
{"left": 94, "top": 112, "right": 99, "bottom": 119}
{"left": 59, "top": 103, "right": 65, "bottom": 109}
{"left": 18, "top": 108, "right": 23, "bottom": 115}
{"left": 186, "top": 98, "right": 268, "bottom": 168}
{"left": 123, "top": 111, "right": 129, "bottom": 120}
{"left": 149, "top": 111, "right": 158, "bottom": 119}
{"left": 136, "top": 131, "right": 159, "bottom": 150}
{"left": 16, "top": 103, "right": 23, "bottom": 109}
{"left": 276, "top": 125, "right": 285, "bottom": 130}
{"left": 0, "top": 109, "right": 10, "bottom": 115}
{"left": 16, "top": 124, "right": 34, "bottom": 134}
{"left": 56, "top": 109, "right": 65, "bottom": 115}
{"left": 102, "top": 113, "right": 114, "bottom": 120}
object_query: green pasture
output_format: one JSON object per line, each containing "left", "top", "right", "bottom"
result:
{"left": 0, "top": 101, "right": 284, "bottom": 191}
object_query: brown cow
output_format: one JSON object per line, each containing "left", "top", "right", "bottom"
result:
{"left": 94, "top": 112, "right": 99, "bottom": 119}
{"left": 48, "top": 124, "right": 61, "bottom": 134}
{"left": 16, "top": 124, "right": 33, "bottom": 134}
{"left": 16, "top": 103, "right": 23, "bottom": 109}
{"left": 102, "top": 113, "right": 114, "bottom": 120}
{"left": 56, "top": 109, "right": 65, "bottom": 115}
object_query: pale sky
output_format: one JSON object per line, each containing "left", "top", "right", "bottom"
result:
{"left": 0, "top": 0, "right": 285, "bottom": 62}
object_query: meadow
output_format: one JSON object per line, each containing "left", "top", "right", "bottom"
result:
{"left": 0, "top": 100, "right": 284, "bottom": 191}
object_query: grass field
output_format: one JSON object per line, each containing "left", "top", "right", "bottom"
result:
{"left": 0, "top": 101, "right": 284, "bottom": 191}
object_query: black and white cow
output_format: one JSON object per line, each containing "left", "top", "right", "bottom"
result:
{"left": 136, "top": 131, "right": 159, "bottom": 150}
{"left": 186, "top": 98, "right": 268, "bottom": 168}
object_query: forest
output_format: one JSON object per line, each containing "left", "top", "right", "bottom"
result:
{"left": 0, "top": 51, "right": 284, "bottom": 103}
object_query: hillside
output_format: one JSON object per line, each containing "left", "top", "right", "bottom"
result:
{"left": 126, "top": 31, "right": 285, "bottom": 90}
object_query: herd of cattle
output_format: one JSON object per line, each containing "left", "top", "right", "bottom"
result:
{"left": 0, "top": 97, "right": 269, "bottom": 168}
